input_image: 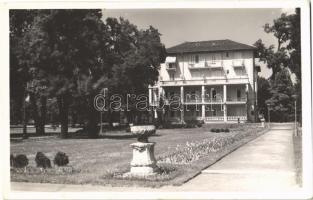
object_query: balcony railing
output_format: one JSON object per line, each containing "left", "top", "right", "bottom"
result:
{"left": 207, "top": 61, "right": 223, "bottom": 68}
{"left": 203, "top": 98, "right": 223, "bottom": 103}
{"left": 227, "top": 116, "right": 247, "bottom": 121}
{"left": 160, "top": 77, "right": 249, "bottom": 86}
{"left": 166, "top": 63, "right": 177, "bottom": 71}
{"left": 232, "top": 59, "right": 244, "bottom": 67}
{"left": 185, "top": 97, "right": 202, "bottom": 103}
{"left": 205, "top": 116, "right": 224, "bottom": 121}
{"left": 226, "top": 97, "right": 247, "bottom": 102}
{"left": 188, "top": 61, "right": 223, "bottom": 69}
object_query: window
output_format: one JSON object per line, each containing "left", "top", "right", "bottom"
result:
{"left": 212, "top": 54, "right": 216, "bottom": 63}
{"left": 196, "top": 110, "right": 201, "bottom": 117}
{"left": 213, "top": 109, "right": 216, "bottom": 116}
{"left": 234, "top": 68, "right": 246, "bottom": 76}
{"left": 237, "top": 89, "right": 241, "bottom": 100}
{"left": 170, "top": 111, "right": 175, "bottom": 117}
{"left": 195, "top": 55, "right": 199, "bottom": 63}
{"left": 190, "top": 55, "right": 195, "bottom": 63}
{"left": 168, "top": 63, "right": 176, "bottom": 69}
{"left": 170, "top": 73, "right": 175, "bottom": 80}
{"left": 211, "top": 89, "right": 216, "bottom": 100}
{"left": 226, "top": 52, "right": 229, "bottom": 57}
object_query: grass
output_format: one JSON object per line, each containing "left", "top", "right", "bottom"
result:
{"left": 293, "top": 127, "right": 302, "bottom": 186}
{"left": 10, "top": 123, "right": 268, "bottom": 187}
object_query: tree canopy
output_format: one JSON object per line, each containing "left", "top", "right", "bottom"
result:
{"left": 11, "top": 10, "right": 166, "bottom": 137}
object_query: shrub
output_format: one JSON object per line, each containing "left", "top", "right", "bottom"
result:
{"left": 54, "top": 152, "right": 69, "bottom": 166}
{"left": 210, "top": 128, "right": 216, "bottom": 132}
{"left": 216, "top": 129, "right": 220, "bottom": 133}
{"left": 10, "top": 154, "right": 15, "bottom": 167}
{"left": 225, "top": 128, "right": 230, "bottom": 132}
{"left": 14, "top": 154, "right": 28, "bottom": 168}
{"left": 35, "top": 152, "right": 51, "bottom": 169}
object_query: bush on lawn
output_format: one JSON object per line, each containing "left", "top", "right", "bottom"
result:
{"left": 210, "top": 128, "right": 216, "bottom": 132}
{"left": 35, "top": 152, "right": 51, "bottom": 168}
{"left": 54, "top": 152, "right": 69, "bottom": 166}
{"left": 215, "top": 129, "right": 220, "bottom": 133}
{"left": 14, "top": 154, "right": 28, "bottom": 168}
{"left": 185, "top": 120, "right": 203, "bottom": 128}
{"left": 163, "top": 123, "right": 185, "bottom": 129}
{"left": 225, "top": 128, "right": 230, "bottom": 132}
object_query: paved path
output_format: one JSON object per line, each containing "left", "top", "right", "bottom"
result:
{"left": 179, "top": 123, "right": 298, "bottom": 192}
{"left": 11, "top": 123, "right": 300, "bottom": 194}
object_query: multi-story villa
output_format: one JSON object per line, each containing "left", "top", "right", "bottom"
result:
{"left": 149, "top": 39, "right": 260, "bottom": 123}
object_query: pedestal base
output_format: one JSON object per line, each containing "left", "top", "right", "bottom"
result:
{"left": 129, "top": 142, "right": 158, "bottom": 176}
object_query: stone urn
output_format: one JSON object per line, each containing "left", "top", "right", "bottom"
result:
{"left": 129, "top": 125, "right": 158, "bottom": 176}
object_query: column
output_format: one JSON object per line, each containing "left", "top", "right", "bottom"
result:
{"left": 223, "top": 85, "right": 227, "bottom": 122}
{"left": 180, "top": 86, "right": 184, "bottom": 123}
{"left": 201, "top": 85, "right": 205, "bottom": 120}
{"left": 149, "top": 88, "right": 152, "bottom": 105}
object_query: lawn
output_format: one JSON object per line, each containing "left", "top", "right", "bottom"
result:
{"left": 10, "top": 124, "right": 268, "bottom": 187}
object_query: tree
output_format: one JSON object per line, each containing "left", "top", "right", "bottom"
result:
{"left": 18, "top": 10, "right": 110, "bottom": 138}
{"left": 10, "top": 10, "right": 40, "bottom": 137}
{"left": 253, "top": 39, "right": 289, "bottom": 79}
{"left": 287, "top": 8, "right": 301, "bottom": 80}
{"left": 265, "top": 67, "right": 295, "bottom": 122}
{"left": 264, "top": 13, "right": 290, "bottom": 51}
{"left": 257, "top": 76, "right": 271, "bottom": 121}
{"left": 255, "top": 9, "right": 301, "bottom": 123}
{"left": 104, "top": 18, "right": 166, "bottom": 125}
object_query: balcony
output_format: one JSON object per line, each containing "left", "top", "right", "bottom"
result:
{"left": 203, "top": 97, "right": 224, "bottom": 104}
{"left": 205, "top": 116, "right": 224, "bottom": 121}
{"left": 226, "top": 97, "right": 247, "bottom": 103}
{"left": 227, "top": 116, "right": 247, "bottom": 121}
{"left": 188, "top": 61, "right": 223, "bottom": 70}
{"left": 159, "top": 77, "right": 249, "bottom": 86}
{"left": 207, "top": 61, "right": 223, "bottom": 68}
{"left": 232, "top": 59, "right": 244, "bottom": 68}
{"left": 166, "top": 63, "right": 177, "bottom": 71}
{"left": 185, "top": 97, "right": 202, "bottom": 104}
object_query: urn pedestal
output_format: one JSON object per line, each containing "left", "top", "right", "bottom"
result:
{"left": 260, "top": 118, "right": 265, "bottom": 127}
{"left": 130, "top": 142, "right": 157, "bottom": 175}
{"left": 127, "top": 125, "right": 158, "bottom": 176}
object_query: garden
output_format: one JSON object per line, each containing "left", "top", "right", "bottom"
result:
{"left": 11, "top": 123, "right": 268, "bottom": 187}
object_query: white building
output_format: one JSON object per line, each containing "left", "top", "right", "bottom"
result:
{"left": 149, "top": 39, "right": 260, "bottom": 123}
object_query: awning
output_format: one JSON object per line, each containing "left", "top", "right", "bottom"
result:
{"left": 165, "top": 56, "right": 176, "bottom": 63}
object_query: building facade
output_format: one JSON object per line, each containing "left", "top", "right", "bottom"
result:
{"left": 149, "top": 39, "right": 260, "bottom": 123}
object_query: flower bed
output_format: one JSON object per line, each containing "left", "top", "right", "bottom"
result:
{"left": 158, "top": 126, "right": 264, "bottom": 164}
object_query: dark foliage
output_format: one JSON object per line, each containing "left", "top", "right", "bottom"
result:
{"left": 14, "top": 154, "right": 29, "bottom": 168}
{"left": 35, "top": 152, "right": 51, "bottom": 168}
{"left": 53, "top": 152, "right": 69, "bottom": 166}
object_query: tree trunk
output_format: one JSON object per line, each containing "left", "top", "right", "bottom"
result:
{"left": 22, "top": 90, "right": 28, "bottom": 139}
{"left": 37, "top": 96, "right": 47, "bottom": 135}
{"left": 86, "top": 95, "right": 99, "bottom": 138}
{"left": 57, "top": 95, "right": 69, "bottom": 138}
{"left": 29, "top": 93, "right": 40, "bottom": 135}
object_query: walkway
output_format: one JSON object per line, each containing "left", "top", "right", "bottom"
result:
{"left": 179, "top": 123, "right": 298, "bottom": 192}
{"left": 11, "top": 123, "right": 300, "bottom": 195}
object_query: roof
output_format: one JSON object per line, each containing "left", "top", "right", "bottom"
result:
{"left": 166, "top": 39, "right": 255, "bottom": 54}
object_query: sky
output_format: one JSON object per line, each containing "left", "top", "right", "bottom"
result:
{"left": 102, "top": 8, "right": 296, "bottom": 79}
